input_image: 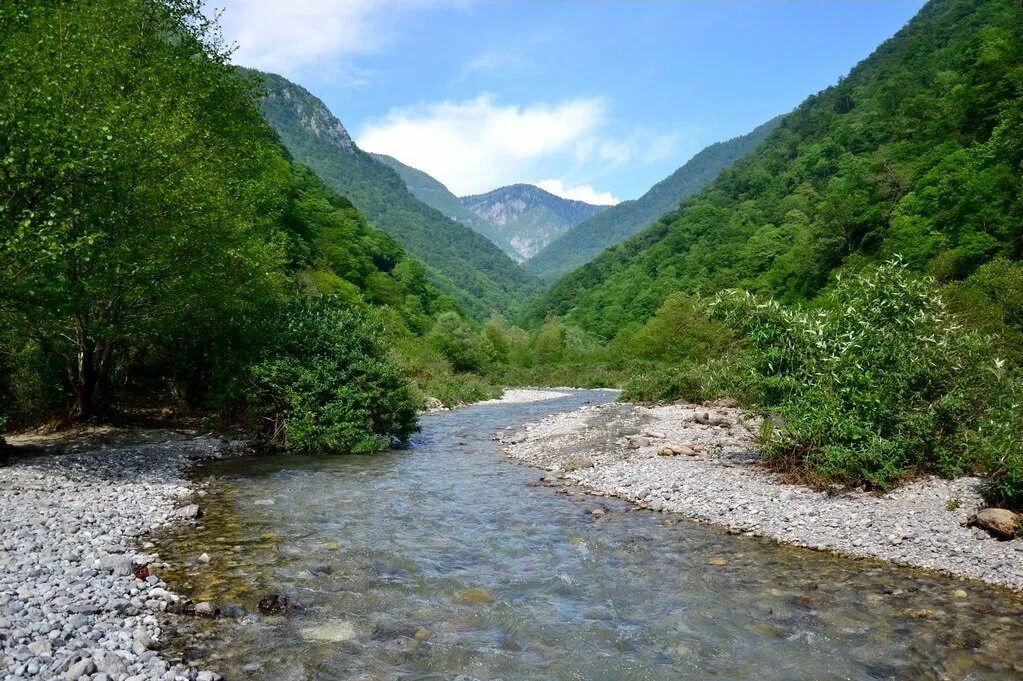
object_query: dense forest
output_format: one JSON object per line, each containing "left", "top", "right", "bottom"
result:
{"left": 518, "top": 0, "right": 1023, "bottom": 503}
{"left": 527, "top": 0, "right": 1023, "bottom": 338}
{"left": 252, "top": 70, "right": 542, "bottom": 321}
{"left": 525, "top": 116, "right": 784, "bottom": 283}
{"left": 0, "top": 0, "right": 498, "bottom": 453}
{"left": 369, "top": 153, "right": 501, "bottom": 250}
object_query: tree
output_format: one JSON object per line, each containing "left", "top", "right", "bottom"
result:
{"left": 0, "top": 1, "right": 290, "bottom": 417}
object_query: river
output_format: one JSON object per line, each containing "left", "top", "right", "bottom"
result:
{"left": 155, "top": 389, "right": 1023, "bottom": 680}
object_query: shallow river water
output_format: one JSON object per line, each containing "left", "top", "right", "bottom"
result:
{"left": 156, "top": 390, "right": 1023, "bottom": 680}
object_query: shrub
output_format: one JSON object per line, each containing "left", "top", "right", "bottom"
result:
{"left": 244, "top": 298, "right": 419, "bottom": 454}
{"left": 613, "top": 292, "right": 738, "bottom": 364}
{"left": 710, "top": 260, "right": 1019, "bottom": 492}
{"left": 427, "top": 312, "right": 492, "bottom": 373}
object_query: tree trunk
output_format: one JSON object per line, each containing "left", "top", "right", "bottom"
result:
{"left": 70, "top": 338, "right": 98, "bottom": 420}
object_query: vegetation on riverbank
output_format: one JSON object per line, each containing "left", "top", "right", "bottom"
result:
{"left": 0, "top": 0, "right": 468, "bottom": 452}
{"left": 1, "top": 0, "right": 1021, "bottom": 512}
{"left": 514, "top": 0, "right": 1023, "bottom": 505}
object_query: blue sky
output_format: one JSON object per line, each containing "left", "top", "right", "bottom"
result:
{"left": 214, "top": 0, "right": 927, "bottom": 203}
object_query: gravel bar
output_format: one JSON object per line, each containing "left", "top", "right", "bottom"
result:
{"left": 0, "top": 429, "right": 246, "bottom": 681}
{"left": 503, "top": 400, "right": 1023, "bottom": 592}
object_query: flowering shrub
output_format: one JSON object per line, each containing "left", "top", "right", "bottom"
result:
{"left": 711, "top": 260, "right": 1021, "bottom": 498}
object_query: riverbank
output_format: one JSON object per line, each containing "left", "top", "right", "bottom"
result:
{"left": 502, "top": 400, "right": 1023, "bottom": 592}
{"left": 0, "top": 428, "right": 245, "bottom": 680}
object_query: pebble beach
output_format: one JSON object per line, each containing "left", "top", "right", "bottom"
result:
{"left": 503, "top": 399, "right": 1023, "bottom": 592}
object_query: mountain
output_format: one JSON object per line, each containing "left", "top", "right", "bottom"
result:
{"left": 248, "top": 69, "right": 541, "bottom": 320}
{"left": 524, "top": 0, "right": 1023, "bottom": 338}
{"left": 460, "top": 184, "right": 608, "bottom": 261}
{"left": 526, "top": 116, "right": 782, "bottom": 282}
{"left": 368, "top": 152, "right": 517, "bottom": 256}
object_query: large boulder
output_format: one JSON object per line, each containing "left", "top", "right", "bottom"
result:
{"left": 968, "top": 508, "right": 1021, "bottom": 540}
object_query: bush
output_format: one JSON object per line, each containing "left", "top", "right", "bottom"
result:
{"left": 711, "top": 260, "right": 1020, "bottom": 492}
{"left": 244, "top": 298, "right": 420, "bottom": 454}
{"left": 417, "top": 374, "right": 502, "bottom": 407}
{"left": 427, "top": 312, "right": 493, "bottom": 373}
{"left": 613, "top": 292, "right": 738, "bottom": 364}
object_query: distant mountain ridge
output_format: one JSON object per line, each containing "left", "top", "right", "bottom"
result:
{"left": 249, "top": 69, "right": 541, "bottom": 320}
{"left": 460, "top": 184, "right": 607, "bottom": 261}
{"left": 368, "top": 152, "right": 511, "bottom": 252}
{"left": 526, "top": 116, "right": 783, "bottom": 282}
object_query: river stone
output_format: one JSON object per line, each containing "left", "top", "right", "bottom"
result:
{"left": 98, "top": 554, "right": 133, "bottom": 575}
{"left": 424, "top": 397, "right": 444, "bottom": 411}
{"left": 457, "top": 587, "right": 494, "bottom": 604}
{"left": 694, "top": 412, "right": 730, "bottom": 427}
{"left": 301, "top": 619, "right": 356, "bottom": 642}
{"left": 564, "top": 454, "right": 594, "bottom": 471}
{"left": 969, "top": 508, "right": 1021, "bottom": 540}
{"left": 27, "top": 638, "right": 53, "bottom": 656}
{"left": 193, "top": 601, "right": 219, "bottom": 617}
{"left": 172, "top": 504, "right": 203, "bottom": 519}
{"left": 94, "top": 650, "right": 128, "bottom": 676}
{"left": 63, "top": 657, "right": 96, "bottom": 680}
{"left": 257, "top": 594, "right": 301, "bottom": 615}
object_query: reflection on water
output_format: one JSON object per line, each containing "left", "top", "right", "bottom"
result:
{"left": 155, "top": 390, "right": 1023, "bottom": 680}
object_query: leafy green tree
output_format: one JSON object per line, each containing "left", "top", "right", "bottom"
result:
{"left": 428, "top": 312, "right": 491, "bottom": 373}
{"left": 0, "top": 0, "right": 289, "bottom": 417}
{"left": 244, "top": 299, "right": 420, "bottom": 453}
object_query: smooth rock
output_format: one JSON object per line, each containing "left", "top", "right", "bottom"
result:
{"left": 968, "top": 508, "right": 1021, "bottom": 540}
{"left": 172, "top": 504, "right": 203, "bottom": 519}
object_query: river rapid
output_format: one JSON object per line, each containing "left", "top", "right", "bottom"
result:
{"left": 155, "top": 390, "right": 1023, "bottom": 680}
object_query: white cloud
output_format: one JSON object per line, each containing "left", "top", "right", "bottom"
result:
{"left": 461, "top": 49, "right": 529, "bottom": 77}
{"left": 357, "top": 94, "right": 610, "bottom": 196}
{"left": 535, "top": 180, "right": 620, "bottom": 206}
{"left": 209, "top": 0, "right": 456, "bottom": 76}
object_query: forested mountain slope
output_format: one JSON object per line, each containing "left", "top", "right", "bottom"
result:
{"left": 369, "top": 152, "right": 493, "bottom": 236}
{"left": 251, "top": 70, "right": 541, "bottom": 320}
{"left": 525, "top": 0, "right": 1023, "bottom": 338}
{"left": 525, "top": 116, "right": 782, "bottom": 282}
{"left": 460, "top": 184, "right": 607, "bottom": 261}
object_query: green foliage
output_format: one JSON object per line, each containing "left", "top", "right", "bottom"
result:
{"left": 244, "top": 299, "right": 420, "bottom": 454}
{"left": 251, "top": 70, "right": 542, "bottom": 320}
{"left": 709, "top": 262, "right": 1021, "bottom": 495}
{"left": 944, "top": 257, "right": 1023, "bottom": 365}
{"left": 428, "top": 312, "right": 494, "bottom": 373}
{"left": 527, "top": 0, "right": 1023, "bottom": 338}
{"left": 526, "top": 116, "right": 783, "bottom": 283}
{"left": 611, "top": 292, "right": 738, "bottom": 365}
{"left": 0, "top": 0, "right": 289, "bottom": 418}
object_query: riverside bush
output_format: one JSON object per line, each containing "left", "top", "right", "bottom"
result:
{"left": 244, "top": 298, "right": 419, "bottom": 454}
{"left": 710, "top": 260, "right": 1020, "bottom": 493}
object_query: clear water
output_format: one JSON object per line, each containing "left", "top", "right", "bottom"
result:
{"left": 155, "top": 390, "right": 1023, "bottom": 680}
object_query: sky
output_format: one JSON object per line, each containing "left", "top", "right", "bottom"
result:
{"left": 210, "top": 0, "right": 927, "bottom": 204}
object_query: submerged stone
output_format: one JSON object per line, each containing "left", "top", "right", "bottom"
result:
{"left": 301, "top": 619, "right": 356, "bottom": 642}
